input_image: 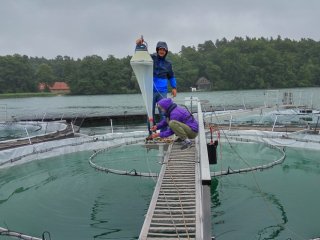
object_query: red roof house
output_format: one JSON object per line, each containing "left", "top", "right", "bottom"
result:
{"left": 49, "top": 82, "right": 70, "bottom": 94}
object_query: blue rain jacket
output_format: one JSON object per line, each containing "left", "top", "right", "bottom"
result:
{"left": 151, "top": 53, "right": 176, "bottom": 93}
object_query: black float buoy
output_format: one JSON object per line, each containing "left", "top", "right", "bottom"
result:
{"left": 207, "top": 126, "right": 218, "bottom": 165}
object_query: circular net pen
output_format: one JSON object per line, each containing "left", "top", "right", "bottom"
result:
{"left": 89, "top": 142, "right": 163, "bottom": 178}
{"left": 0, "top": 226, "right": 50, "bottom": 240}
{"left": 0, "top": 121, "right": 75, "bottom": 150}
{"left": 210, "top": 135, "right": 286, "bottom": 177}
{"left": 0, "top": 121, "right": 43, "bottom": 141}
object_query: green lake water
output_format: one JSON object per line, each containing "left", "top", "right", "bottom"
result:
{"left": 0, "top": 142, "right": 319, "bottom": 239}
{"left": 211, "top": 142, "right": 320, "bottom": 240}
{"left": 0, "top": 145, "right": 160, "bottom": 240}
{"left": 1, "top": 88, "right": 320, "bottom": 239}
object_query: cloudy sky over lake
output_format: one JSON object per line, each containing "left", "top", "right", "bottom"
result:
{"left": 0, "top": 0, "right": 319, "bottom": 59}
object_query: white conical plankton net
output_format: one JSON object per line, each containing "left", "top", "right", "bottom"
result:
{"left": 130, "top": 41, "right": 154, "bottom": 124}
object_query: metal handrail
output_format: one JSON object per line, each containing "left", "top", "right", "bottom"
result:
{"left": 196, "top": 100, "right": 212, "bottom": 240}
{"left": 197, "top": 101, "right": 211, "bottom": 184}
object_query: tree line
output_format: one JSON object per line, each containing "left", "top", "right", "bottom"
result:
{"left": 1, "top": 36, "right": 320, "bottom": 95}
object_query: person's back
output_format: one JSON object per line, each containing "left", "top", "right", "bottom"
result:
{"left": 167, "top": 104, "right": 198, "bottom": 133}
{"left": 152, "top": 98, "right": 198, "bottom": 150}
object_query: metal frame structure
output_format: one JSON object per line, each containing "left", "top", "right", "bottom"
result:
{"left": 139, "top": 99, "right": 212, "bottom": 240}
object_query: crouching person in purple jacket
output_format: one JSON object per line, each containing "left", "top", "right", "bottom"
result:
{"left": 149, "top": 98, "right": 199, "bottom": 150}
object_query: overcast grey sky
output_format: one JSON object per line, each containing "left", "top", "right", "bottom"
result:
{"left": 0, "top": 0, "right": 319, "bottom": 59}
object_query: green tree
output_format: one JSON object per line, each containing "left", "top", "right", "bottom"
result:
{"left": 36, "top": 63, "right": 55, "bottom": 85}
{"left": 2, "top": 36, "right": 320, "bottom": 94}
{"left": 74, "top": 55, "right": 104, "bottom": 94}
{"left": 0, "top": 54, "right": 35, "bottom": 93}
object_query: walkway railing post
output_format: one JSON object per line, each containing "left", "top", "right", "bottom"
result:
{"left": 197, "top": 100, "right": 212, "bottom": 240}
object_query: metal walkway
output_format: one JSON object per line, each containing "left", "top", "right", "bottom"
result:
{"left": 140, "top": 143, "right": 198, "bottom": 239}
{"left": 139, "top": 101, "right": 212, "bottom": 240}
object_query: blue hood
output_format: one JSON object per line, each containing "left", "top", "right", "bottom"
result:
{"left": 156, "top": 41, "right": 168, "bottom": 57}
{"left": 156, "top": 41, "right": 168, "bottom": 51}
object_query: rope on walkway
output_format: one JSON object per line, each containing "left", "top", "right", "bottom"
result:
{"left": 161, "top": 189, "right": 182, "bottom": 239}
{"left": 168, "top": 170, "right": 191, "bottom": 240}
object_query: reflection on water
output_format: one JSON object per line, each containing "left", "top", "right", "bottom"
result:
{"left": 0, "top": 139, "right": 319, "bottom": 239}
{"left": 0, "top": 145, "right": 158, "bottom": 240}
{"left": 0, "top": 186, "right": 33, "bottom": 205}
{"left": 212, "top": 178, "right": 289, "bottom": 240}
{"left": 90, "top": 193, "right": 122, "bottom": 239}
{"left": 211, "top": 145, "right": 320, "bottom": 240}
{"left": 252, "top": 187, "right": 287, "bottom": 239}
{"left": 282, "top": 150, "right": 320, "bottom": 175}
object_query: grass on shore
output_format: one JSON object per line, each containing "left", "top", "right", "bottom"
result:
{"left": 0, "top": 92, "right": 67, "bottom": 99}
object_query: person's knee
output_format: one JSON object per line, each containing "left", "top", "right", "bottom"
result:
{"left": 189, "top": 132, "right": 198, "bottom": 139}
{"left": 169, "top": 120, "right": 179, "bottom": 128}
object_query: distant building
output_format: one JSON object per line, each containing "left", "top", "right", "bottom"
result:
{"left": 190, "top": 87, "right": 197, "bottom": 92}
{"left": 196, "top": 77, "right": 211, "bottom": 91}
{"left": 49, "top": 82, "right": 70, "bottom": 94}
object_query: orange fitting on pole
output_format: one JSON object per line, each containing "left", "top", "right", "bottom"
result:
{"left": 210, "top": 126, "right": 214, "bottom": 144}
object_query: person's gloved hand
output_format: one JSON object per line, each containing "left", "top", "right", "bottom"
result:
{"left": 150, "top": 125, "right": 157, "bottom": 132}
{"left": 146, "top": 135, "right": 153, "bottom": 141}
{"left": 151, "top": 133, "right": 160, "bottom": 139}
{"left": 171, "top": 88, "right": 177, "bottom": 97}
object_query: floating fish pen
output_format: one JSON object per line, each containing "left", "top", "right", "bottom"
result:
{"left": 0, "top": 121, "right": 78, "bottom": 150}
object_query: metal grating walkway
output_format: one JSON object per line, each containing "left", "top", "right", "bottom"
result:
{"left": 139, "top": 142, "right": 200, "bottom": 240}
{"left": 140, "top": 100, "right": 212, "bottom": 240}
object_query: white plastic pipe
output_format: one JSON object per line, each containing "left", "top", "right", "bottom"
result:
{"left": 24, "top": 127, "right": 32, "bottom": 144}
{"left": 272, "top": 115, "right": 278, "bottom": 132}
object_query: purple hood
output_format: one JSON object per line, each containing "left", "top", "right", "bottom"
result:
{"left": 158, "top": 98, "right": 173, "bottom": 110}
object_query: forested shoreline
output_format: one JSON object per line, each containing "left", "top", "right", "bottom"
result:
{"left": 1, "top": 36, "right": 320, "bottom": 95}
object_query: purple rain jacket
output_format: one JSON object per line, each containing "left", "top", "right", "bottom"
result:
{"left": 156, "top": 98, "right": 199, "bottom": 138}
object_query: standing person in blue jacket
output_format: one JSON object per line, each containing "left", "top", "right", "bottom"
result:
{"left": 135, "top": 37, "right": 177, "bottom": 129}
{"left": 149, "top": 98, "right": 198, "bottom": 150}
